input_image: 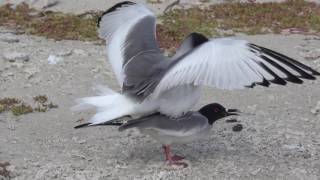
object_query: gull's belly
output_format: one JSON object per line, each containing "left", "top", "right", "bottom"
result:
{"left": 141, "top": 126, "right": 211, "bottom": 145}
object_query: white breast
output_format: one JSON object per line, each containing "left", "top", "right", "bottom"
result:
{"left": 158, "top": 85, "right": 201, "bottom": 117}
{"left": 134, "top": 85, "right": 201, "bottom": 117}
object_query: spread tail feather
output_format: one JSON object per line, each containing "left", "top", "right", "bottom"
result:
{"left": 72, "top": 85, "right": 137, "bottom": 125}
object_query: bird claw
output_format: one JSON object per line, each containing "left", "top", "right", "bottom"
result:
{"left": 162, "top": 145, "right": 188, "bottom": 168}
{"left": 165, "top": 155, "right": 188, "bottom": 168}
{"left": 166, "top": 161, "right": 188, "bottom": 168}
{"left": 171, "top": 155, "right": 185, "bottom": 161}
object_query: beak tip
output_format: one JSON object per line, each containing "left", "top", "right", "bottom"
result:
{"left": 226, "top": 108, "right": 241, "bottom": 116}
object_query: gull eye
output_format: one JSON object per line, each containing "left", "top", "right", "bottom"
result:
{"left": 214, "top": 108, "right": 219, "bottom": 113}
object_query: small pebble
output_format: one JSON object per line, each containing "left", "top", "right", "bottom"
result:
{"left": 251, "top": 168, "right": 261, "bottom": 175}
{"left": 232, "top": 124, "right": 243, "bottom": 132}
{"left": 2, "top": 52, "right": 29, "bottom": 62}
{"left": 311, "top": 101, "right": 320, "bottom": 115}
{"left": 283, "top": 144, "right": 305, "bottom": 152}
{"left": 91, "top": 67, "right": 100, "bottom": 73}
{"left": 299, "top": 49, "right": 320, "bottom": 60}
{"left": 10, "top": 62, "right": 24, "bottom": 68}
{"left": 56, "top": 50, "right": 72, "bottom": 57}
{"left": 226, "top": 118, "right": 238, "bottom": 123}
{"left": 303, "top": 153, "right": 312, "bottom": 159}
{"left": 73, "top": 49, "right": 89, "bottom": 56}
{"left": 47, "top": 55, "right": 63, "bottom": 65}
{"left": 0, "top": 34, "right": 19, "bottom": 43}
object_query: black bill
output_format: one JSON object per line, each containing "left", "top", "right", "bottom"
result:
{"left": 226, "top": 109, "right": 240, "bottom": 116}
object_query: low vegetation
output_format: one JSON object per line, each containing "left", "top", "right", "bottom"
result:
{"left": 0, "top": 0, "right": 319, "bottom": 50}
{"left": 11, "top": 103, "right": 33, "bottom": 116}
{"left": 0, "top": 95, "right": 58, "bottom": 116}
{"left": 33, "top": 95, "right": 58, "bottom": 112}
{"left": 0, "top": 3, "right": 99, "bottom": 41}
{"left": 0, "top": 98, "right": 21, "bottom": 113}
{"left": 0, "top": 161, "right": 10, "bottom": 178}
{"left": 158, "top": 0, "right": 320, "bottom": 49}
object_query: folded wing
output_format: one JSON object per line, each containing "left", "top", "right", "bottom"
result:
{"left": 119, "top": 112, "right": 209, "bottom": 137}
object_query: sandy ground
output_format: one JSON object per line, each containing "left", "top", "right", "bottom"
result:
{"left": 1, "top": 24, "right": 320, "bottom": 179}
{"left": 0, "top": 0, "right": 320, "bottom": 179}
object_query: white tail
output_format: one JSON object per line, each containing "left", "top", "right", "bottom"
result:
{"left": 72, "top": 85, "right": 137, "bottom": 125}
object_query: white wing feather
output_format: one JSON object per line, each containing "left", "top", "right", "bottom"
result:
{"left": 98, "top": 4, "right": 155, "bottom": 87}
{"left": 151, "top": 38, "right": 308, "bottom": 98}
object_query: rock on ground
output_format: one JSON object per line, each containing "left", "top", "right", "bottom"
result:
{"left": 2, "top": 51, "right": 29, "bottom": 62}
{"left": 0, "top": 33, "right": 19, "bottom": 43}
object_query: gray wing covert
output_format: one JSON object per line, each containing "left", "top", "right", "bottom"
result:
{"left": 119, "top": 112, "right": 208, "bottom": 133}
{"left": 123, "top": 32, "right": 210, "bottom": 100}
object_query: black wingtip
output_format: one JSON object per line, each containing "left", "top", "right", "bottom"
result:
{"left": 314, "top": 70, "right": 320, "bottom": 76}
{"left": 252, "top": 44, "right": 320, "bottom": 78}
{"left": 260, "top": 55, "right": 305, "bottom": 84}
{"left": 271, "top": 78, "right": 287, "bottom": 85}
{"left": 103, "top": 122, "right": 124, "bottom": 126}
{"left": 74, "top": 123, "right": 92, "bottom": 129}
{"left": 258, "top": 62, "right": 287, "bottom": 85}
{"left": 189, "top": 32, "right": 209, "bottom": 43}
{"left": 97, "top": 1, "right": 136, "bottom": 27}
{"left": 246, "top": 78, "right": 271, "bottom": 88}
{"left": 185, "top": 32, "right": 209, "bottom": 49}
{"left": 257, "top": 78, "right": 271, "bottom": 87}
{"left": 286, "top": 76, "right": 303, "bottom": 84}
{"left": 74, "top": 122, "right": 123, "bottom": 129}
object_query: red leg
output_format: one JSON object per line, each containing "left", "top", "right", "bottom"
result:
{"left": 162, "top": 145, "right": 188, "bottom": 168}
{"left": 171, "top": 155, "right": 185, "bottom": 161}
{"left": 162, "top": 145, "right": 171, "bottom": 161}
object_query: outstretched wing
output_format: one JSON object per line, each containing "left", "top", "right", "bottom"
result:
{"left": 123, "top": 32, "right": 209, "bottom": 100}
{"left": 151, "top": 38, "right": 320, "bottom": 98}
{"left": 98, "top": 2, "right": 162, "bottom": 88}
{"left": 170, "top": 32, "right": 209, "bottom": 60}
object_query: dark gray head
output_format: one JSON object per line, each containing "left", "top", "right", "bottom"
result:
{"left": 199, "top": 103, "right": 239, "bottom": 125}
